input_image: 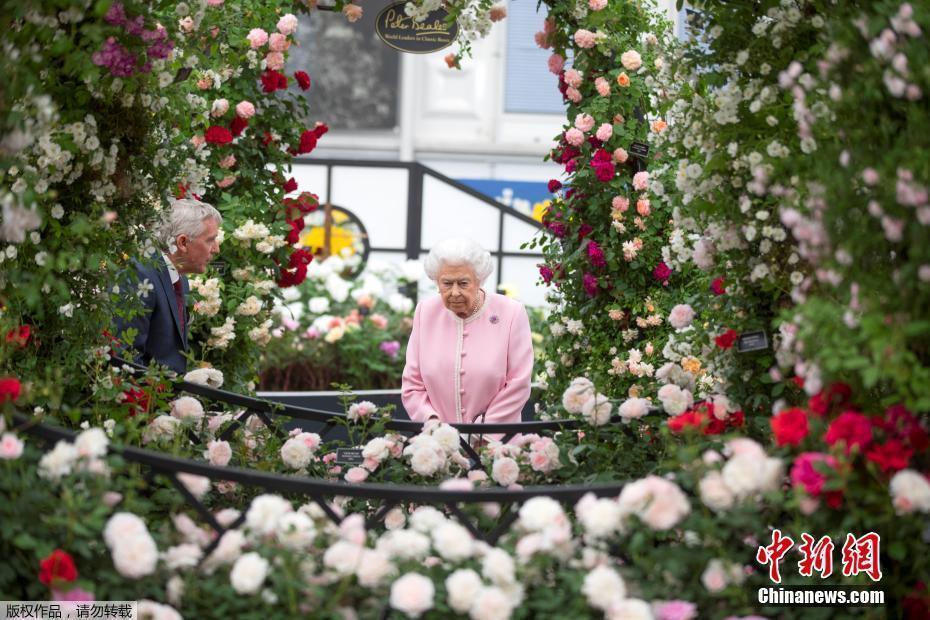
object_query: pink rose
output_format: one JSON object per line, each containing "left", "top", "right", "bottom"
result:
{"left": 247, "top": 28, "right": 268, "bottom": 48}
{"left": 219, "top": 154, "right": 236, "bottom": 169}
{"left": 574, "top": 113, "right": 595, "bottom": 132}
{"left": 102, "top": 491, "right": 123, "bottom": 507}
{"left": 489, "top": 5, "right": 507, "bottom": 21}
{"left": 566, "top": 87, "right": 582, "bottom": 103}
{"left": 613, "top": 148, "right": 629, "bottom": 163}
{"left": 369, "top": 314, "right": 388, "bottom": 329}
{"left": 210, "top": 98, "right": 229, "bottom": 117}
{"left": 595, "top": 77, "right": 610, "bottom": 96}
{"left": 216, "top": 176, "right": 236, "bottom": 188}
{"left": 345, "top": 467, "right": 369, "bottom": 483}
{"left": 207, "top": 440, "right": 232, "bottom": 466}
{"left": 207, "top": 0, "right": 224, "bottom": 6}
{"left": 548, "top": 53, "right": 565, "bottom": 75}
{"left": 620, "top": 50, "right": 643, "bottom": 71}
{"left": 595, "top": 123, "right": 613, "bottom": 141}
{"left": 534, "top": 31, "right": 550, "bottom": 49}
{"left": 589, "top": 0, "right": 607, "bottom": 10}
{"left": 612, "top": 196, "right": 629, "bottom": 212}
{"left": 343, "top": 3, "right": 363, "bottom": 22}
{"left": 178, "top": 17, "right": 194, "bottom": 33}
{"left": 492, "top": 457, "right": 520, "bottom": 486}
{"left": 632, "top": 170, "right": 650, "bottom": 191}
{"left": 265, "top": 51, "right": 285, "bottom": 71}
{"left": 636, "top": 198, "right": 650, "bottom": 216}
{"left": 268, "top": 33, "right": 289, "bottom": 52}
{"left": 0, "top": 432, "right": 24, "bottom": 460}
{"left": 668, "top": 304, "right": 695, "bottom": 329}
{"left": 196, "top": 77, "right": 211, "bottom": 90}
{"left": 277, "top": 13, "right": 299, "bottom": 35}
{"left": 564, "top": 128, "right": 585, "bottom": 147}
{"left": 790, "top": 452, "right": 838, "bottom": 497}
{"left": 574, "top": 29, "right": 597, "bottom": 49}
{"left": 235, "top": 101, "right": 255, "bottom": 119}
{"left": 564, "top": 69, "right": 583, "bottom": 88}
{"left": 861, "top": 167, "right": 879, "bottom": 186}
{"left": 190, "top": 135, "right": 205, "bottom": 147}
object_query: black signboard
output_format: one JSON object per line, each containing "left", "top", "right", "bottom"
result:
{"left": 335, "top": 448, "right": 365, "bottom": 465}
{"left": 737, "top": 330, "right": 769, "bottom": 353}
{"left": 629, "top": 141, "right": 650, "bottom": 160}
{"left": 376, "top": 1, "right": 458, "bottom": 54}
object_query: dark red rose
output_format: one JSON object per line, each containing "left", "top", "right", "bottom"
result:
{"left": 286, "top": 219, "right": 304, "bottom": 245}
{"left": 587, "top": 241, "right": 606, "bottom": 267}
{"left": 653, "top": 261, "right": 672, "bottom": 284}
{"left": 204, "top": 125, "right": 233, "bottom": 145}
{"left": 547, "top": 179, "right": 562, "bottom": 193}
{"left": 294, "top": 70, "right": 311, "bottom": 90}
{"left": 577, "top": 223, "right": 593, "bottom": 240}
{"left": 583, "top": 273, "right": 598, "bottom": 297}
{"left": 39, "top": 550, "right": 78, "bottom": 586}
{"left": 122, "top": 387, "right": 150, "bottom": 417}
{"left": 229, "top": 116, "right": 248, "bottom": 137}
{"left": 866, "top": 439, "right": 913, "bottom": 473}
{"left": 260, "top": 70, "right": 288, "bottom": 93}
{"left": 288, "top": 248, "right": 313, "bottom": 269}
{"left": 298, "top": 130, "right": 318, "bottom": 154}
{"left": 282, "top": 177, "right": 298, "bottom": 193}
{"left": 711, "top": 277, "right": 726, "bottom": 295}
{"left": 715, "top": 329, "right": 739, "bottom": 349}
{"left": 539, "top": 265, "right": 555, "bottom": 283}
{"left": 808, "top": 382, "right": 853, "bottom": 417}
{"left": 0, "top": 377, "right": 21, "bottom": 403}
{"left": 771, "top": 407, "right": 809, "bottom": 446}
{"left": 261, "top": 132, "right": 275, "bottom": 147}
{"left": 278, "top": 264, "right": 307, "bottom": 288}
{"left": 311, "top": 122, "right": 329, "bottom": 139}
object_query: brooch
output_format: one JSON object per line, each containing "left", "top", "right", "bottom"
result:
{"left": 489, "top": 315, "right": 500, "bottom": 324}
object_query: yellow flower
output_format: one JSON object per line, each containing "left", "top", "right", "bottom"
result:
{"left": 681, "top": 356, "right": 703, "bottom": 375}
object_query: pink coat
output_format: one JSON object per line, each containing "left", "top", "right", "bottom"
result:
{"left": 402, "top": 292, "right": 534, "bottom": 425}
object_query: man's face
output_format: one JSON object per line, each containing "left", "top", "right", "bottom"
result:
{"left": 174, "top": 217, "right": 220, "bottom": 274}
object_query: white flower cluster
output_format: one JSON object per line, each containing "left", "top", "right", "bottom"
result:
{"left": 38, "top": 427, "right": 109, "bottom": 480}
{"left": 207, "top": 316, "right": 236, "bottom": 349}
{"left": 104, "top": 512, "right": 159, "bottom": 579}
{"left": 189, "top": 277, "right": 221, "bottom": 316}
{"left": 698, "top": 438, "right": 784, "bottom": 512}
{"left": 280, "top": 431, "right": 322, "bottom": 470}
{"left": 403, "top": 421, "right": 470, "bottom": 477}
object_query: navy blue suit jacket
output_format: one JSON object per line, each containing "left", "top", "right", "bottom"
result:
{"left": 115, "top": 259, "right": 190, "bottom": 374}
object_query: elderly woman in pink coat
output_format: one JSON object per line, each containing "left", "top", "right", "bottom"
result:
{"left": 402, "top": 238, "right": 534, "bottom": 425}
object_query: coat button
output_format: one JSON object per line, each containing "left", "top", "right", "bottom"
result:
{"left": 461, "top": 351, "right": 467, "bottom": 357}
{"left": 459, "top": 388, "right": 465, "bottom": 395}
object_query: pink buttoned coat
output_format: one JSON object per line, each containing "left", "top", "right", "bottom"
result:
{"left": 402, "top": 292, "right": 534, "bottom": 425}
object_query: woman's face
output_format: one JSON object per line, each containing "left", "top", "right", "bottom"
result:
{"left": 437, "top": 263, "right": 480, "bottom": 316}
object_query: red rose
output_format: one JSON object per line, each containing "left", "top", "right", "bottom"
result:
{"left": 260, "top": 70, "right": 288, "bottom": 93}
{"left": 547, "top": 179, "right": 562, "bottom": 192}
{"left": 0, "top": 377, "right": 21, "bottom": 403}
{"left": 288, "top": 248, "right": 313, "bottom": 269}
{"left": 286, "top": 219, "right": 304, "bottom": 245}
{"left": 39, "top": 549, "right": 78, "bottom": 586}
{"left": 6, "top": 325, "right": 31, "bottom": 347}
{"left": 298, "top": 129, "right": 318, "bottom": 154}
{"left": 808, "top": 382, "right": 853, "bottom": 417}
{"left": 771, "top": 407, "right": 809, "bottom": 447}
{"left": 652, "top": 261, "right": 672, "bottom": 284}
{"left": 710, "top": 277, "right": 726, "bottom": 296}
{"left": 122, "top": 387, "right": 150, "bottom": 417}
{"left": 229, "top": 116, "right": 248, "bottom": 137}
{"left": 204, "top": 126, "right": 233, "bottom": 145}
{"left": 866, "top": 439, "right": 912, "bottom": 473}
{"left": 277, "top": 264, "right": 307, "bottom": 288}
{"left": 282, "top": 177, "right": 298, "bottom": 193}
{"left": 727, "top": 410, "right": 744, "bottom": 429}
{"left": 824, "top": 410, "right": 873, "bottom": 454}
{"left": 261, "top": 131, "right": 274, "bottom": 147}
{"left": 294, "top": 70, "right": 311, "bottom": 90}
{"left": 714, "top": 329, "right": 739, "bottom": 349}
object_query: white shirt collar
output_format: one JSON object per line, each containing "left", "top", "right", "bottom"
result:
{"left": 162, "top": 253, "right": 180, "bottom": 284}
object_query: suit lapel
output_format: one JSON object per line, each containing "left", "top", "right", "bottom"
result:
{"left": 155, "top": 266, "right": 186, "bottom": 346}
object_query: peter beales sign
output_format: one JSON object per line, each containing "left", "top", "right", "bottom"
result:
{"left": 375, "top": 1, "right": 458, "bottom": 54}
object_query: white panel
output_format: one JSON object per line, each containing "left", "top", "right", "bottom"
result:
{"left": 500, "top": 256, "right": 547, "bottom": 307}
{"left": 493, "top": 161, "right": 564, "bottom": 181}
{"left": 331, "top": 166, "right": 408, "bottom": 249}
{"left": 503, "top": 216, "right": 543, "bottom": 253}
{"left": 288, "top": 164, "right": 329, "bottom": 201}
{"left": 422, "top": 176, "right": 500, "bottom": 251}
{"left": 420, "top": 160, "right": 494, "bottom": 179}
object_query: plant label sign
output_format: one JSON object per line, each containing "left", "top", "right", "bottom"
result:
{"left": 376, "top": 2, "right": 458, "bottom": 54}
{"left": 737, "top": 330, "right": 769, "bottom": 353}
{"left": 629, "top": 141, "right": 650, "bottom": 160}
{"left": 335, "top": 448, "right": 365, "bottom": 465}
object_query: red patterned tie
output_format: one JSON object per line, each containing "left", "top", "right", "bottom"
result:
{"left": 172, "top": 279, "right": 185, "bottom": 331}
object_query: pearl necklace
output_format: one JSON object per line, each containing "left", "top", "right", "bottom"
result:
{"left": 461, "top": 290, "right": 485, "bottom": 319}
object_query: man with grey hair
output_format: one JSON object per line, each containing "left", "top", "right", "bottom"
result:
{"left": 115, "top": 198, "right": 222, "bottom": 373}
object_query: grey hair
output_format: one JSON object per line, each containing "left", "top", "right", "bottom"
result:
{"left": 424, "top": 238, "right": 493, "bottom": 284}
{"left": 155, "top": 198, "right": 222, "bottom": 249}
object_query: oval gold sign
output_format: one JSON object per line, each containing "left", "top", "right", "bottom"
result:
{"left": 375, "top": 1, "right": 458, "bottom": 54}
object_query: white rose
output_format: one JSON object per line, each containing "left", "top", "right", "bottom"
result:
{"left": 184, "top": 367, "right": 224, "bottom": 388}
{"left": 446, "top": 568, "right": 483, "bottom": 613}
{"left": 657, "top": 384, "right": 693, "bottom": 416}
{"left": 276, "top": 512, "right": 316, "bottom": 550}
{"left": 104, "top": 512, "right": 148, "bottom": 549}
{"left": 519, "top": 496, "right": 566, "bottom": 532}
{"left": 620, "top": 49, "right": 642, "bottom": 71}
{"left": 363, "top": 437, "right": 391, "bottom": 462}
{"left": 161, "top": 543, "right": 203, "bottom": 571}
{"left": 561, "top": 378, "right": 595, "bottom": 413}
{"left": 470, "top": 586, "right": 515, "bottom": 620}
{"left": 377, "top": 529, "right": 431, "bottom": 561}
{"left": 390, "top": 573, "right": 435, "bottom": 619}
{"left": 280, "top": 436, "right": 314, "bottom": 470}
{"left": 721, "top": 455, "right": 783, "bottom": 499}
{"left": 890, "top": 469, "right": 930, "bottom": 514}
{"left": 606, "top": 598, "right": 652, "bottom": 620}
{"left": 582, "top": 565, "right": 625, "bottom": 611}
{"left": 230, "top": 552, "right": 269, "bottom": 594}
{"left": 201, "top": 529, "right": 245, "bottom": 574}
{"left": 356, "top": 548, "right": 395, "bottom": 587}
{"left": 581, "top": 393, "right": 612, "bottom": 426}
{"left": 481, "top": 548, "right": 515, "bottom": 586}
{"left": 308, "top": 296, "right": 330, "bottom": 314}
{"left": 577, "top": 497, "right": 622, "bottom": 539}
{"left": 245, "top": 494, "right": 292, "bottom": 537}
{"left": 112, "top": 532, "right": 159, "bottom": 579}
{"left": 492, "top": 457, "right": 520, "bottom": 486}
{"left": 409, "top": 506, "right": 446, "bottom": 533}
{"left": 618, "top": 398, "right": 650, "bottom": 420}
{"left": 432, "top": 424, "right": 461, "bottom": 453}
{"left": 38, "top": 440, "right": 78, "bottom": 481}
{"left": 177, "top": 473, "right": 211, "bottom": 499}
{"left": 74, "top": 428, "right": 108, "bottom": 459}
{"left": 432, "top": 521, "right": 474, "bottom": 561}
{"left": 142, "top": 415, "right": 181, "bottom": 445}
{"left": 323, "top": 540, "right": 363, "bottom": 575}
{"left": 410, "top": 446, "right": 444, "bottom": 477}
{"left": 699, "top": 471, "right": 736, "bottom": 512}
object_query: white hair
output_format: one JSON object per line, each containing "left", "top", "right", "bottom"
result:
{"left": 155, "top": 198, "right": 222, "bottom": 249}
{"left": 424, "top": 238, "right": 493, "bottom": 284}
